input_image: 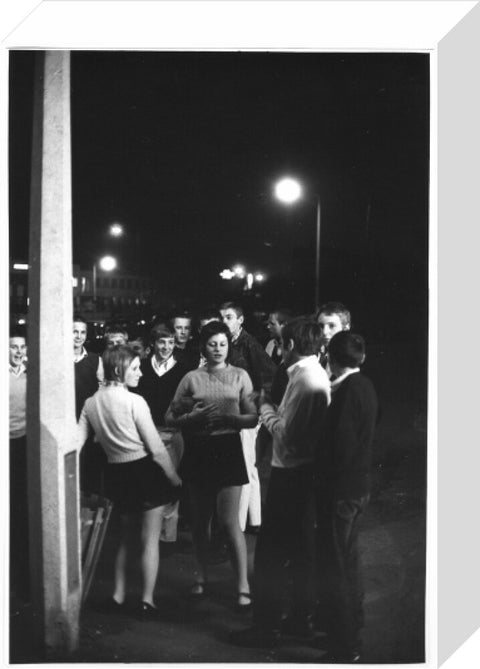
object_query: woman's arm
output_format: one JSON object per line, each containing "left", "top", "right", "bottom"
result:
{"left": 134, "top": 398, "right": 182, "bottom": 486}
{"left": 76, "top": 405, "right": 91, "bottom": 450}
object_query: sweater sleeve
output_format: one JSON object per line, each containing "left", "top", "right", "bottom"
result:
{"left": 76, "top": 403, "right": 91, "bottom": 450}
{"left": 132, "top": 395, "right": 179, "bottom": 480}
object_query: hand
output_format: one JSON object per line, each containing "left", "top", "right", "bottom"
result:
{"left": 170, "top": 473, "right": 183, "bottom": 487}
{"left": 206, "top": 412, "right": 236, "bottom": 430}
{"left": 188, "top": 401, "right": 218, "bottom": 427}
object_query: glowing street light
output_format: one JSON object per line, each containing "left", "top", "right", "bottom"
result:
{"left": 274, "top": 177, "right": 303, "bottom": 204}
{"left": 109, "top": 222, "right": 124, "bottom": 237}
{"left": 274, "top": 176, "right": 321, "bottom": 311}
{"left": 233, "top": 265, "right": 246, "bottom": 279}
{"left": 93, "top": 255, "right": 117, "bottom": 302}
{"left": 254, "top": 273, "right": 265, "bottom": 283}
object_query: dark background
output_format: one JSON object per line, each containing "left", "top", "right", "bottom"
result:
{"left": 9, "top": 50, "right": 429, "bottom": 345}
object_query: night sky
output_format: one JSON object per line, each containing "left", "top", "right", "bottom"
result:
{"left": 9, "top": 50, "right": 429, "bottom": 339}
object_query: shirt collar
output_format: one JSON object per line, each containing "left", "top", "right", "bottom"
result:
{"left": 9, "top": 363, "right": 26, "bottom": 376}
{"left": 231, "top": 327, "right": 243, "bottom": 343}
{"left": 286, "top": 355, "right": 319, "bottom": 376}
{"left": 330, "top": 368, "right": 360, "bottom": 392}
{"left": 73, "top": 346, "right": 88, "bottom": 363}
{"left": 152, "top": 354, "right": 176, "bottom": 376}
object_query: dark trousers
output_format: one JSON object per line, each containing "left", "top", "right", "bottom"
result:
{"left": 316, "top": 494, "right": 369, "bottom": 655}
{"left": 10, "top": 437, "right": 30, "bottom": 601}
{"left": 253, "top": 465, "right": 317, "bottom": 630}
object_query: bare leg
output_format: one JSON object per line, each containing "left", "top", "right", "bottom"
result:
{"left": 188, "top": 483, "right": 215, "bottom": 585}
{"left": 140, "top": 506, "right": 164, "bottom": 605}
{"left": 113, "top": 513, "right": 135, "bottom": 604}
{"left": 217, "top": 486, "right": 250, "bottom": 596}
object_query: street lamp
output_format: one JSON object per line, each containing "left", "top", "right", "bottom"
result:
{"left": 274, "top": 176, "right": 321, "bottom": 312}
{"left": 93, "top": 255, "right": 117, "bottom": 302}
{"left": 109, "top": 222, "right": 124, "bottom": 237}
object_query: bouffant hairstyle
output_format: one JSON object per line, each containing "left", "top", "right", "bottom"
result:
{"left": 281, "top": 317, "right": 322, "bottom": 357}
{"left": 328, "top": 331, "right": 366, "bottom": 368}
{"left": 102, "top": 344, "right": 137, "bottom": 383}
{"left": 199, "top": 320, "right": 232, "bottom": 358}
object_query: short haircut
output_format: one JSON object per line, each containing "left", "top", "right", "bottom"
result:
{"left": 73, "top": 314, "right": 87, "bottom": 324}
{"left": 199, "top": 320, "right": 232, "bottom": 358}
{"left": 150, "top": 321, "right": 175, "bottom": 343}
{"left": 105, "top": 322, "right": 129, "bottom": 337}
{"left": 219, "top": 301, "right": 243, "bottom": 318}
{"left": 170, "top": 311, "right": 192, "bottom": 324}
{"left": 102, "top": 344, "right": 137, "bottom": 382}
{"left": 281, "top": 317, "right": 322, "bottom": 357}
{"left": 328, "top": 331, "right": 366, "bottom": 368}
{"left": 199, "top": 308, "right": 221, "bottom": 323}
{"left": 316, "top": 301, "right": 351, "bottom": 329}
{"left": 271, "top": 308, "right": 293, "bottom": 325}
{"left": 10, "top": 326, "right": 26, "bottom": 341}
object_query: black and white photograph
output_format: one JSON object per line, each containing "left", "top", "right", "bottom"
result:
{"left": 8, "top": 46, "right": 429, "bottom": 665}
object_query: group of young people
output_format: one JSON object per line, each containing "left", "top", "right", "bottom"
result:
{"left": 9, "top": 299, "right": 378, "bottom": 663}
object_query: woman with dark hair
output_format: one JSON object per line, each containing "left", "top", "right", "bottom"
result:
{"left": 165, "top": 321, "right": 257, "bottom": 609}
{"left": 77, "top": 345, "right": 182, "bottom": 618}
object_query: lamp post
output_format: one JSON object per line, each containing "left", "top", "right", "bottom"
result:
{"left": 274, "top": 177, "right": 321, "bottom": 312}
{"left": 93, "top": 255, "right": 117, "bottom": 303}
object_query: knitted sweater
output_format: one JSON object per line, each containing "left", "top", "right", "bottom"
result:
{"left": 77, "top": 384, "right": 177, "bottom": 479}
{"left": 166, "top": 364, "right": 257, "bottom": 436}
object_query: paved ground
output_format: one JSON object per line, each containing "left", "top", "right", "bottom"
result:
{"left": 10, "top": 342, "right": 428, "bottom": 664}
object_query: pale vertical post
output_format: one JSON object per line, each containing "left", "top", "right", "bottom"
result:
{"left": 27, "top": 50, "right": 81, "bottom": 658}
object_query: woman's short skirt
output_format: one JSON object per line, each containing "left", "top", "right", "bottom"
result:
{"left": 180, "top": 432, "right": 248, "bottom": 490}
{"left": 105, "top": 455, "right": 179, "bottom": 514}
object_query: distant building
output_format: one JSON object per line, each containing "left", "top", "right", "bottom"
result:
{"left": 10, "top": 261, "right": 161, "bottom": 325}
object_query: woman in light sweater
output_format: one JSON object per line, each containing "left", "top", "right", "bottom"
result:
{"left": 77, "top": 345, "right": 182, "bottom": 618}
{"left": 165, "top": 321, "right": 257, "bottom": 609}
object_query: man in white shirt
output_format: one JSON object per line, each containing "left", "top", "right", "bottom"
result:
{"left": 231, "top": 317, "right": 330, "bottom": 648}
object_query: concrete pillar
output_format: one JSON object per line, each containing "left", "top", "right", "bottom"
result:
{"left": 27, "top": 50, "right": 81, "bottom": 658}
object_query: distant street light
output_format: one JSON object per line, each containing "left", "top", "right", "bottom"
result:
{"left": 274, "top": 176, "right": 321, "bottom": 311}
{"left": 109, "top": 223, "right": 124, "bottom": 237}
{"left": 220, "top": 265, "right": 266, "bottom": 292}
{"left": 93, "top": 255, "right": 117, "bottom": 302}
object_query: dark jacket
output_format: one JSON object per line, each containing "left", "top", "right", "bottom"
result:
{"left": 318, "top": 372, "right": 378, "bottom": 500}
{"left": 229, "top": 329, "right": 276, "bottom": 391}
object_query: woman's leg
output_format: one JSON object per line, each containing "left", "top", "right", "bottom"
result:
{"left": 217, "top": 486, "right": 250, "bottom": 595}
{"left": 139, "top": 505, "right": 165, "bottom": 605}
{"left": 188, "top": 483, "right": 215, "bottom": 585}
{"left": 113, "top": 513, "right": 136, "bottom": 604}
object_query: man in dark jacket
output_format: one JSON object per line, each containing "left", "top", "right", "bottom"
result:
{"left": 315, "top": 331, "right": 378, "bottom": 663}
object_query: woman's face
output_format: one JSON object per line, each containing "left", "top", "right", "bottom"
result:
{"left": 124, "top": 356, "right": 142, "bottom": 387}
{"left": 204, "top": 333, "right": 229, "bottom": 366}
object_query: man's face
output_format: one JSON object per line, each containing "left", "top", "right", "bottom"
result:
{"left": 130, "top": 339, "right": 150, "bottom": 359}
{"left": 317, "top": 312, "right": 347, "bottom": 347}
{"left": 220, "top": 308, "right": 244, "bottom": 337}
{"left": 9, "top": 337, "right": 27, "bottom": 368}
{"left": 73, "top": 321, "right": 88, "bottom": 350}
{"left": 280, "top": 337, "right": 295, "bottom": 368}
{"left": 105, "top": 332, "right": 128, "bottom": 349}
{"left": 153, "top": 336, "right": 175, "bottom": 362}
{"left": 173, "top": 318, "right": 191, "bottom": 346}
{"left": 267, "top": 313, "right": 283, "bottom": 340}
